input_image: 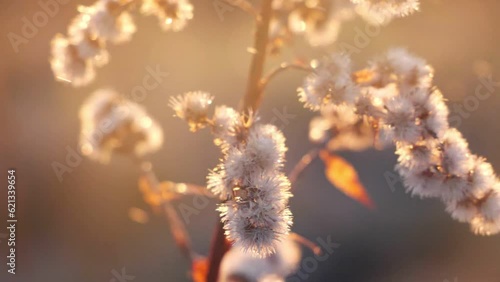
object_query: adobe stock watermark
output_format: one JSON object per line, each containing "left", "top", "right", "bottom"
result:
{"left": 269, "top": 106, "right": 296, "bottom": 130}
{"left": 336, "top": 8, "right": 402, "bottom": 58}
{"left": 51, "top": 65, "right": 169, "bottom": 182}
{"left": 110, "top": 267, "right": 135, "bottom": 282}
{"left": 213, "top": 0, "right": 235, "bottom": 21}
{"left": 7, "top": 0, "right": 71, "bottom": 53}
{"left": 448, "top": 75, "right": 500, "bottom": 128}
{"left": 213, "top": 0, "right": 258, "bottom": 22}
{"left": 384, "top": 170, "right": 404, "bottom": 193}
{"left": 289, "top": 235, "right": 341, "bottom": 282}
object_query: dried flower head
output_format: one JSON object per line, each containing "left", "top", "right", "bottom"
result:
{"left": 287, "top": 0, "right": 343, "bottom": 47}
{"left": 298, "top": 53, "right": 358, "bottom": 111}
{"left": 79, "top": 89, "right": 163, "bottom": 163}
{"left": 217, "top": 122, "right": 292, "bottom": 258}
{"left": 169, "top": 91, "right": 214, "bottom": 132}
{"left": 67, "top": 15, "right": 109, "bottom": 66}
{"left": 271, "top": 0, "right": 356, "bottom": 48}
{"left": 50, "top": 34, "right": 96, "bottom": 87}
{"left": 299, "top": 48, "right": 500, "bottom": 235}
{"left": 172, "top": 95, "right": 294, "bottom": 257}
{"left": 212, "top": 105, "right": 240, "bottom": 145}
{"left": 219, "top": 173, "right": 293, "bottom": 258}
{"left": 352, "top": 0, "right": 420, "bottom": 25}
{"left": 50, "top": 0, "right": 138, "bottom": 87}
{"left": 141, "top": 0, "right": 194, "bottom": 32}
{"left": 366, "top": 48, "right": 434, "bottom": 89}
{"left": 309, "top": 103, "right": 376, "bottom": 151}
{"left": 82, "top": 0, "right": 137, "bottom": 43}
{"left": 218, "top": 235, "right": 301, "bottom": 282}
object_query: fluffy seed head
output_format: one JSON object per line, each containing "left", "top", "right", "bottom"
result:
{"left": 79, "top": 89, "right": 163, "bottom": 163}
{"left": 169, "top": 91, "right": 214, "bottom": 131}
{"left": 83, "top": 0, "right": 137, "bottom": 43}
{"left": 50, "top": 35, "right": 96, "bottom": 87}
{"left": 141, "top": 0, "right": 194, "bottom": 32}
{"left": 218, "top": 235, "right": 301, "bottom": 282}
{"left": 298, "top": 53, "right": 358, "bottom": 110}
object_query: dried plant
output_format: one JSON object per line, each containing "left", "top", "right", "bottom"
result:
{"left": 50, "top": 0, "right": 500, "bottom": 281}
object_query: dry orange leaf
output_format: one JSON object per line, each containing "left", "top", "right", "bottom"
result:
{"left": 138, "top": 176, "right": 179, "bottom": 207}
{"left": 192, "top": 258, "right": 209, "bottom": 282}
{"left": 138, "top": 175, "right": 193, "bottom": 258}
{"left": 319, "top": 150, "right": 375, "bottom": 209}
{"left": 352, "top": 68, "right": 375, "bottom": 84}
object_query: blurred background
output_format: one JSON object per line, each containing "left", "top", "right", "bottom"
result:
{"left": 1, "top": 0, "right": 500, "bottom": 281}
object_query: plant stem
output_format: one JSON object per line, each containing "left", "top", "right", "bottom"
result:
{"left": 240, "top": 0, "right": 274, "bottom": 112}
{"left": 139, "top": 161, "right": 196, "bottom": 264}
{"left": 259, "top": 61, "right": 312, "bottom": 92}
{"left": 206, "top": 0, "right": 274, "bottom": 280}
{"left": 205, "top": 221, "right": 231, "bottom": 282}
{"left": 288, "top": 148, "right": 320, "bottom": 185}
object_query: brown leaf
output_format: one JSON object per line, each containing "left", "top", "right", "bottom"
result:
{"left": 138, "top": 176, "right": 179, "bottom": 208}
{"left": 192, "top": 258, "right": 209, "bottom": 282}
{"left": 352, "top": 68, "right": 376, "bottom": 84}
{"left": 138, "top": 174, "right": 194, "bottom": 261}
{"left": 319, "top": 150, "right": 375, "bottom": 209}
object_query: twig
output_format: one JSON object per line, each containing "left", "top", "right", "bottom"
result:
{"left": 288, "top": 148, "right": 320, "bottom": 185}
{"left": 289, "top": 232, "right": 322, "bottom": 255}
{"left": 259, "top": 61, "right": 312, "bottom": 92}
{"left": 173, "top": 182, "right": 216, "bottom": 198}
{"left": 223, "top": 0, "right": 259, "bottom": 18}
{"left": 205, "top": 221, "right": 231, "bottom": 282}
{"left": 139, "top": 161, "right": 196, "bottom": 264}
{"left": 240, "top": 0, "right": 274, "bottom": 112}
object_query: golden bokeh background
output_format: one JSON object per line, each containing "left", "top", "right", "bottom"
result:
{"left": 1, "top": 0, "right": 500, "bottom": 281}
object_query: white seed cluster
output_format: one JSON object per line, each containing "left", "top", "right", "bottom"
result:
{"left": 50, "top": 0, "right": 194, "bottom": 87}
{"left": 218, "top": 235, "right": 301, "bottom": 282}
{"left": 351, "top": 0, "right": 420, "bottom": 25}
{"left": 309, "top": 103, "right": 377, "bottom": 152}
{"left": 170, "top": 93, "right": 293, "bottom": 257}
{"left": 300, "top": 48, "right": 500, "bottom": 235}
{"left": 140, "top": 0, "right": 193, "bottom": 32}
{"left": 269, "top": 0, "right": 420, "bottom": 50}
{"left": 50, "top": 0, "right": 136, "bottom": 87}
{"left": 79, "top": 89, "right": 163, "bottom": 163}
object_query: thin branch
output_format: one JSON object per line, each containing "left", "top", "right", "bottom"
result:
{"left": 139, "top": 162, "right": 196, "bottom": 264}
{"left": 174, "top": 182, "right": 216, "bottom": 198}
{"left": 259, "top": 61, "right": 312, "bottom": 92}
{"left": 240, "top": 0, "right": 274, "bottom": 112}
{"left": 289, "top": 232, "right": 322, "bottom": 255}
{"left": 224, "top": 0, "right": 259, "bottom": 18}
{"left": 288, "top": 148, "right": 320, "bottom": 185}
{"left": 205, "top": 221, "right": 231, "bottom": 282}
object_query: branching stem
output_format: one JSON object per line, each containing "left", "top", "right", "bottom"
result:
{"left": 259, "top": 61, "right": 312, "bottom": 92}
{"left": 288, "top": 148, "right": 320, "bottom": 185}
{"left": 240, "top": 0, "right": 274, "bottom": 112}
{"left": 138, "top": 161, "right": 196, "bottom": 264}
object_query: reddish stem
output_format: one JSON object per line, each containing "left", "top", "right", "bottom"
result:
{"left": 240, "top": 0, "right": 274, "bottom": 112}
{"left": 288, "top": 148, "right": 320, "bottom": 185}
{"left": 205, "top": 0, "right": 274, "bottom": 280}
{"left": 205, "top": 221, "right": 231, "bottom": 282}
